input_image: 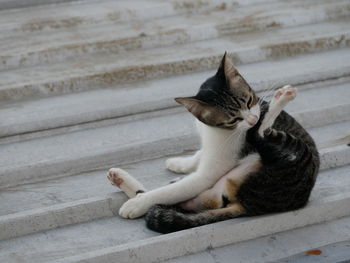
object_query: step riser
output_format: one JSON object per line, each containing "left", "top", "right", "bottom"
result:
{"left": 0, "top": 135, "right": 198, "bottom": 189}
{"left": 1, "top": 104, "right": 350, "bottom": 189}
{"left": 0, "top": 107, "right": 183, "bottom": 145}
{"left": 2, "top": 2, "right": 350, "bottom": 71}
{"left": 1, "top": 146, "right": 349, "bottom": 241}
{"left": 295, "top": 103, "right": 350, "bottom": 129}
{"left": 2, "top": 31, "right": 350, "bottom": 102}
{"left": 0, "top": 196, "right": 123, "bottom": 241}
{"left": 62, "top": 196, "right": 350, "bottom": 263}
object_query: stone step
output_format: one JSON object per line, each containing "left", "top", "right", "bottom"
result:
{"left": 1, "top": 20, "right": 350, "bottom": 102}
{"left": 0, "top": 0, "right": 82, "bottom": 10}
{"left": 1, "top": 48, "right": 350, "bottom": 142}
{"left": 276, "top": 240, "right": 350, "bottom": 263}
{"left": 0, "top": 121, "right": 349, "bottom": 240}
{"left": 2, "top": 0, "right": 350, "bottom": 71}
{"left": 1, "top": 80, "right": 350, "bottom": 189}
{"left": 167, "top": 217, "right": 350, "bottom": 263}
{"left": 0, "top": 164, "right": 349, "bottom": 263}
{"left": 1, "top": 1, "right": 349, "bottom": 262}
{"left": 0, "top": 0, "right": 261, "bottom": 35}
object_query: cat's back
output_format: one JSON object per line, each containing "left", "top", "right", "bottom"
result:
{"left": 237, "top": 109, "right": 320, "bottom": 216}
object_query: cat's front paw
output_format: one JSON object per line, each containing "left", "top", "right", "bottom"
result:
{"left": 271, "top": 85, "right": 297, "bottom": 105}
{"left": 119, "top": 194, "right": 152, "bottom": 219}
{"left": 166, "top": 157, "right": 194, "bottom": 174}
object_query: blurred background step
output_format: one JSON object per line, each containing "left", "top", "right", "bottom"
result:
{"left": 1, "top": 0, "right": 350, "bottom": 71}
{"left": 0, "top": 0, "right": 267, "bottom": 35}
{"left": 1, "top": 48, "right": 350, "bottom": 142}
{"left": 0, "top": 0, "right": 81, "bottom": 10}
{"left": 1, "top": 19, "right": 350, "bottom": 102}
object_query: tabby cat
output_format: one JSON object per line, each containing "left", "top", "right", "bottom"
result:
{"left": 107, "top": 53, "right": 320, "bottom": 234}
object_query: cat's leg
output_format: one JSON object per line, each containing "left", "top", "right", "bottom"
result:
{"left": 107, "top": 168, "right": 147, "bottom": 198}
{"left": 256, "top": 127, "right": 313, "bottom": 167}
{"left": 119, "top": 152, "right": 235, "bottom": 218}
{"left": 258, "top": 85, "right": 297, "bottom": 137}
{"left": 166, "top": 150, "right": 202, "bottom": 174}
{"left": 180, "top": 153, "right": 261, "bottom": 212}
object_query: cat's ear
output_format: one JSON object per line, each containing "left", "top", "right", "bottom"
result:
{"left": 175, "top": 97, "right": 230, "bottom": 126}
{"left": 217, "top": 52, "right": 251, "bottom": 91}
{"left": 215, "top": 52, "right": 227, "bottom": 79}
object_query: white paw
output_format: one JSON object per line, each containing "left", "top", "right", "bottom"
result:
{"left": 166, "top": 157, "right": 194, "bottom": 174}
{"left": 119, "top": 193, "right": 151, "bottom": 219}
{"left": 271, "top": 85, "right": 297, "bottom": 106}
{"left": 107, "top": 168, "right": 129, "bottom": 188}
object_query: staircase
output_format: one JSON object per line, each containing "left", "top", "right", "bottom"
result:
{"left": 1, "top": 0, "right": 350, "bottom": 262}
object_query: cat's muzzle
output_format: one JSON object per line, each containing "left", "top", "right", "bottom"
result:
{"left": 246, "top": 114, "right": 259, "bottom": 126}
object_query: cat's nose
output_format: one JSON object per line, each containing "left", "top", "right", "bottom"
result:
{"left": 246, "top": 114, "right": 258, "bottom": 126}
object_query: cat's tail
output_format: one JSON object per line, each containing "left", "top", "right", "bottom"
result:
{"left": 145, "top": 204, "right": 244, "bottom": 234}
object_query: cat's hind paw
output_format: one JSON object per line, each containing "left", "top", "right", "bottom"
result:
{"left": 107, "top": 168, "right": 127, "bottom": 187}
{"left": 119, "top": 193, "right": 151, "bottom": 219}
{"left": 107, "top": 168, "right": 146, "bottom": 198}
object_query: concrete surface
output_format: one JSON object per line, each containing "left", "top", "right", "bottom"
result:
{"left": 1, "top": 20, "right": 350, "bottom": 101}
{"left": 1, "top": 0, "right": 349, "bottom": 71}
{"left": 0, "top": 105, "right": 349, "bottom": 189}
{"left": 167, "top": 217, "right": 350, "bottom": 263}
{"left": 0, "top": 151, "right": 349, "bottom": 241}
{"left": 276, "top": 240, "right": 350, "bottom": 263}
{"left": 1, "top": 0, "right": 350, "bottom": 262}
{"left": 1, "top": 51, "right": 350, "bottom": 140}
{"left": 1, "top": 167, "right": 350, "bottom": 261}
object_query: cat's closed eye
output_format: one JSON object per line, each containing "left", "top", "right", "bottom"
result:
{"left": 247, "top": 97, "right": 253, "bottom": 109}
{"left": 228, "top": 117, "right": 244, "bottom": 125}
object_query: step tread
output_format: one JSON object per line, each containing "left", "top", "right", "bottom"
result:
{"left": 0, "top": 157, "right": 173, "bottom": 216}
{"left": 1, "top": 46, "right": 350, "bottom": 138}
{"left": 1, "top": 19, "right": 349, "bottom": 91}
{"left": 277, "top": 240, "right": 350, "bottom": 263}
{"left": 0, "top": 164, "right": 349, "bottom": 263}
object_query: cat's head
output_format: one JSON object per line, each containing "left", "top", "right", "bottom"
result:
{"left": 176, "top": 53, "right": 260, "bottom": 130}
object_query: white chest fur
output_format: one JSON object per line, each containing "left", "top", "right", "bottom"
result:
{"left": 196, "top": 120, "right": 246, "bottom": 177}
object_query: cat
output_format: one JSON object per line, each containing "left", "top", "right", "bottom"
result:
{"left": 107, "top": 53, "right": 320, "bottom": 234}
